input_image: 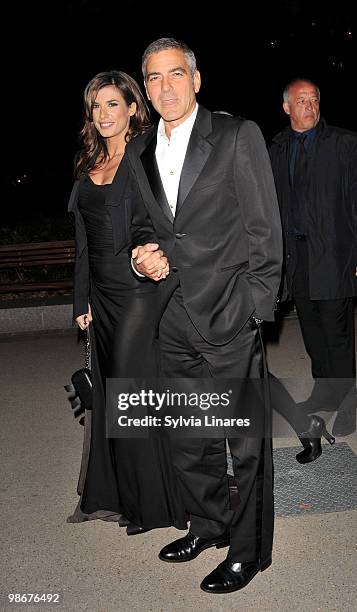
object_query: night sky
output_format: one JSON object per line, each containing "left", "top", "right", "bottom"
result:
{"left": 5, "top": 0, "right": 356, "bottom": 224}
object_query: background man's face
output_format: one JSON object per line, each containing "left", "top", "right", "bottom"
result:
{"left": 145, "top": 48, "right": 201, "bottom": 130}
{"left": 283, "top": 81, "right": 320, "bottom": 132}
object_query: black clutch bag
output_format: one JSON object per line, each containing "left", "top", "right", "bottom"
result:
{"left": 65, "top": 329, "right": 92, "bottom": 425}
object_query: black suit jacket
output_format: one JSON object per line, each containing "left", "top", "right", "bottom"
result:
{"left": 68, "top": 157, "right": 156, "bottom": 319}
{"left": 126, "top": 106, "right": 283, "bottom": 345}
{"left": 269, "top": 118, "right": 357, "bottom": 300}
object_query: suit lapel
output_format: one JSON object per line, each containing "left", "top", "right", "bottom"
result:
{"left": 176, "top": 106, "right": 213, "bottom": 215}
{"left": 127, "top": 106, "right": 213, "bottom": 223}
{"left": 127, "top": 130, "right": 174, "bottom": 227}
{"left": 141, "top": 135, "right": 174, "bottom": 223}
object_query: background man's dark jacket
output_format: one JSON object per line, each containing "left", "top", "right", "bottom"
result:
{"left": 269, "top": 118, "right": 357, "bottom": 300}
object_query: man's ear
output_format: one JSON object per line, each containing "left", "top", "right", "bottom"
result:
{"left": 283, "top": 101, "right": 290, "bottom": 116}
{"left": 193, "top": 70, "right": 201, "bottom": 94}
{"left": 144, "top": 81, "right": 150, "bottom": 101}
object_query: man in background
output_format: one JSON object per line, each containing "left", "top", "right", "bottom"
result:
{"left": 269, "top": 78, "right": 357, "bottom": 436}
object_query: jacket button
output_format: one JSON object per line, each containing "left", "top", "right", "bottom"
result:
{"left": 172, "top": 266, "right": 178, "bottom": 272}
{"left": 175, "top": 233, "right": 186, "bottom": 239}
{"left": 287, "top": 254, "right": 291, "bottom": 260}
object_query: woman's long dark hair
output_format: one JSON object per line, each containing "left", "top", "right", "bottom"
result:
{"left": 75, "top": 70, "right": 150, "bottom": 178}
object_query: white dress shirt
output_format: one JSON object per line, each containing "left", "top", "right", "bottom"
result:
{"left": 155, "top": 103, "right": 198, "bottom": 216}
{"left": 132, "top": 104, "right": 198, "bottom": 276}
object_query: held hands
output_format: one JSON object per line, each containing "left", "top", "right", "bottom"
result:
{"left": 76, "top": 305, "right": 93, "bottom": 330}
{"left": 132, "top": 243, "right": 169, "bottom": 281}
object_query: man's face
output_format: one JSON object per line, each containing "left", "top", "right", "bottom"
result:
{"left": 283, "top": 81, "right": 320, "bottom": 132}
{"left": 145, "top": 48, "right": 201, "bottom": 132}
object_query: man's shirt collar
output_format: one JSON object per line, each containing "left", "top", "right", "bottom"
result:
{"left": 157, "top": 103, "right": 199, "bottom": 142}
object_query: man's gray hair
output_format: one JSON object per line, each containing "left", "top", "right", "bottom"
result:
{"left": 142, "top": 37, "right": 197, "bottom": 80}
{"left": 283, "top": 78, "right": 321, "bottom": 103}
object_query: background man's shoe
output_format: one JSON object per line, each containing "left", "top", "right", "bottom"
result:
{"left": 158, "top": 530, "right": 229, "bottom": 563}
{"left": 332, "top": 405, "right": 356, "bottom": 436}
{"left": 296, "top": 415, "right": 335, "bottom": 464}
{"left": 200, "top": 557, "right": 272, "bottom": 594}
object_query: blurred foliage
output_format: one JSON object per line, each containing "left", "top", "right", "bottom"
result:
{"left": 0, "top": 264, "right": 74, "bottom": 285}
{"left": 0, "top": 214, "right": 74, "bottom": 245}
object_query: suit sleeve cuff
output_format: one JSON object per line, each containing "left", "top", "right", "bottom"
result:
{"left": 131, "top": 258, "right": 146, "bottom": 278}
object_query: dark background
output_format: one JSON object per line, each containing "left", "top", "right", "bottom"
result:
{"left": 4, "top": 0, "right": 356, "bottom": 232}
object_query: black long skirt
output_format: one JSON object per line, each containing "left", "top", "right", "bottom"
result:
{"left": 68, "top": 251, "right": 187, "bottom": 530}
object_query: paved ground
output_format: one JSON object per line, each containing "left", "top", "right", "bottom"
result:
{"left": 0, "top": 316, "right": 356, "bottom": 612}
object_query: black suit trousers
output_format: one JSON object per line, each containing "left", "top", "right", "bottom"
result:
{"left": 292, "top": 240, "right": 356, "bottom": 407}
{"left": 158, "top": 287, "right": 273, "bottom": 563}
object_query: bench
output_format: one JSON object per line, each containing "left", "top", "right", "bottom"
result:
{"left": 0, "top": 240, "right": 75, "bottom": 293}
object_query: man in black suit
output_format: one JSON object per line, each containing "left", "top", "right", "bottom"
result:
{"left": 269, "top": 79, "right": 357, "bottom": 437}
{"left": 127, "top": 38, "right": 282, "bottom": 594}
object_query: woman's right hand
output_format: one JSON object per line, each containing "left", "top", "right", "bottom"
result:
{"left": 75, "top": 306, "right": 93, "bottom": 330}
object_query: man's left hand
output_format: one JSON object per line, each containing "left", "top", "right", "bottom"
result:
{"left": 132, "top": 243, "right": 169, "bottom": 281}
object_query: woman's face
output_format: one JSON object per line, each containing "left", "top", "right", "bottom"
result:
{"left": 91, "top": 85, "right": 136, "bottom": 139}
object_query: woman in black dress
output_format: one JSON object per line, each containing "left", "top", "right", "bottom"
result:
{"left": 67, "top": 71, "right": 186, "bottom": 533}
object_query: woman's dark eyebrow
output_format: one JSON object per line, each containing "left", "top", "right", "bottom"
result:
{"left": 93, "top": 98, "right": 119, "bottom": 104}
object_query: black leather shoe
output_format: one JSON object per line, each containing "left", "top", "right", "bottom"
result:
{"left": 200, "top": 557, "right": 272, "bottom": 594}
{"left": 296, "top": 415, "right": 335, "bottom": 464}
{"left": 126, "top": 523, "right": 152, "bottom": 536}
{"left": 158, "top": 530, "right": 229, "bottom": 563}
